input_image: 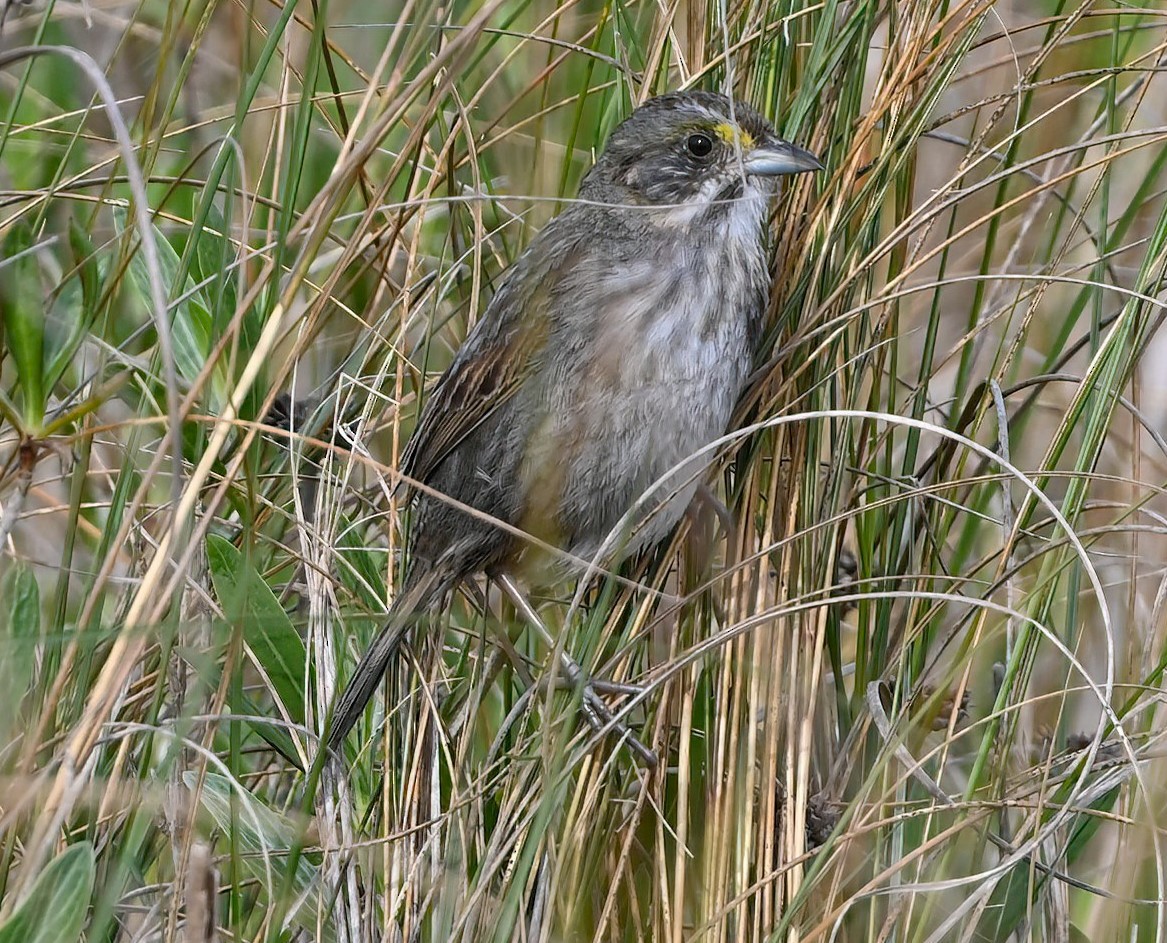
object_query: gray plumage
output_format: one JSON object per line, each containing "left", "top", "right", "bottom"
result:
{"left": 326, "top": 91, "right": 821, "bottom": 753}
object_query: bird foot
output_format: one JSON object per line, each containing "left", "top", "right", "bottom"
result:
{"left": 496, "top": 574, "right": 657, "bottom": 768}
{"left": 585, "top": 677, "right": 646, "bottom": 698}
{"left": 574, "top": 680, "right": 658, "bottom": 768}
{"left": 549, "top": 667, "right": 656, "bottom": 767}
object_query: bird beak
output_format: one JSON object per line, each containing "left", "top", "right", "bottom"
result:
{"left": 742, "top": 139, "right": 823, "bottom": 176}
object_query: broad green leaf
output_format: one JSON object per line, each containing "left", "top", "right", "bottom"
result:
{"left": 0, "top": 843, "right": 95, "bottom": 943}
{"left": 43, "top": 219, "right": 105, "bottom": 392}
{"left": 971, "top": 785, "right": 1122, "bottom": 942}
{"left": 336, "top": 512, "right": 388, "bottom": 612}
{"left": 240, "top": 693, "right": 302, "bottom": 767}
{"left": 192, "top": 202, "right": 238, "bottom": 330}
{"left": 183, "top": 772, "right": 332, "bottom": 942}
{"left": 67, "top": 217, "right": 101, "bottom": 318}
{"left": 113, "top": 206, "right": 226, "bottom": 409}
{"left": 206, "top": 534, "right": 306, "bottom": 725}
{"left": 0, "top": 561, "right": 39, "bottom": 718}
{"left": 0, "top": 220, "right": 45, "bottom": 429}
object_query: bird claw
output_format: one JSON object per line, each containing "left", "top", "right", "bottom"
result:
{"left": 576, "top": 684, "right": 658, "bottom": 768}
{"left": 497, "top": 574, "right": 657, "bottom": 768}
{"left": 553, "top": 663, "right": 657, "bottom": 767}
{"left": 586, "top": 678, "right": 647, "bottom": 698}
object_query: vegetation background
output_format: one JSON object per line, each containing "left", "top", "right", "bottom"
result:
{"left": 1, "top": 0, "right": 1165, "bottom": 940}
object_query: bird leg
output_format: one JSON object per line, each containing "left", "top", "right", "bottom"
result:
{"left": 693, "top": 482, "right": 738, "bottom": 541}
{"left": 495, "top": 574, "right": 657, "bottom": 767}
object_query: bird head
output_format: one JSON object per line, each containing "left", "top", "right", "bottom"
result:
{"left": 580, "top": 91, "right": 822, "bottom": 211}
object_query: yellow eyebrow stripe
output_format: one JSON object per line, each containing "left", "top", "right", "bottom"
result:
{"left": 713, "top": 122, "right": 755, "bottom": 150}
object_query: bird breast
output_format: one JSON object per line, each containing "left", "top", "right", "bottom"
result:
{"left": 523, "top": 213, "right": 770, "bottom": 562}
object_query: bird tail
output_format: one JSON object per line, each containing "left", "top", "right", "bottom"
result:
{"left": 323, "top": 567, "right": 450, "bottom": 756}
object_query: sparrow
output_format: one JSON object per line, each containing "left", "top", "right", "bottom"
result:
{"left": 326, "top": 90, "right": 822, "bottom": 754}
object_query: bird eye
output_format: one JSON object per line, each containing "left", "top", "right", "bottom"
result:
{"left": 686, "top": 133, "right": 714, "bottom": 158}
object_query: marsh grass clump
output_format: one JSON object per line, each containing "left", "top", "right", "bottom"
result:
{"left": 1, "top": 2, "right": 1166, "bottom": 941}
